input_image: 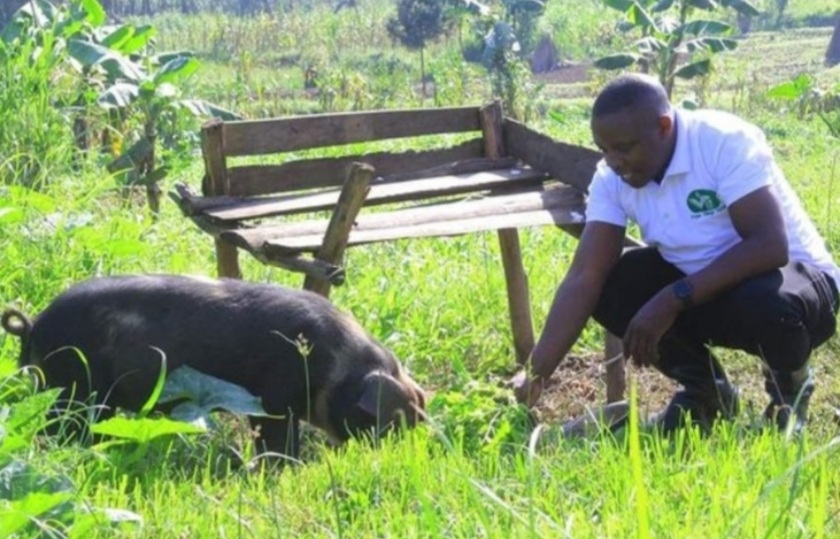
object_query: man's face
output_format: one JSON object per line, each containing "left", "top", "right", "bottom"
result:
{"left": 591, "top": 108, "right": 673, "bottom": 188}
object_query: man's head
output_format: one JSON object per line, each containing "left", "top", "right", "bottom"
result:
{"left": 591, "top": 73, "right": 676, "bottom": 188}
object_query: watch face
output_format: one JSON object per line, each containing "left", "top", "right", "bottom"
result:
{"left": 674, "top": 280, "right": 694, "bottom": 303}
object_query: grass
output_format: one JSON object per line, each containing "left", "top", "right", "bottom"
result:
{"left": 2, "top": 0, "right": 840, "bottom": 537}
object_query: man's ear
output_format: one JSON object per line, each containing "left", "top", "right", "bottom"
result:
{"left": 356, "top": 370, "right": 415, "bottom": 426}
{"left": 657, "top": 113, "right": 674, "bottom": 138}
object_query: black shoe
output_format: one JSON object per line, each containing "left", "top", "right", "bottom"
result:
{"left": 763, "top": 366, "right": 814, "bottom": 435}
{"left": 654, "top": 381, "right": 740, "bottom": 434}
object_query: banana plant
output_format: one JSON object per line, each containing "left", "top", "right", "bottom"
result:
{"left": 595, "top": 0, "right": 759, "bottom": 98}
{"left": 461, "top": 0, "right": 545, "bottom": 119}
{"left": 67, "top": 20, "right": 239, "bottom": 217}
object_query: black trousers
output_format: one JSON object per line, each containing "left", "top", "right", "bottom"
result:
{"left": 592, "top": 248, "right": 839, "bottom": 393}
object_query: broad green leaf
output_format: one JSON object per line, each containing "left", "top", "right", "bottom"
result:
{"left": 56, "top": 18, "right": 84, "bottom": 39}
{"left": 155, "top": 50, "right": 195, "bottom": 65}
{"left": 0, "top": 207, "right": 24, "bottom": 225}
{"left": 153, "top": 56, "right": 199, "bottom": 85}
{"left": 177, "top": 99, "right": 242, "bottom": 120}
{"left": 91, "top": 416, "right": 205, "bottom": 443}
{"left": 1, "top": 1, "right": 58, "bottom": 42}
{"left": 594, "top": 52, "right": 642, "bottom": 70}
{"left": 79, "top": 0, "right": 107, "bottom": 27}
{"left": 627, "top": 3, "right": 657, "bottom": 29}
{"left": 604, "top": 0, "right": 634, "bottom": 12}
{"left": 684, "top": 36, "right": 738, "bottom": 53}
{"left": 673, "top": 58, "right": 711, "bottom": 78}
{"left": 685, "top": 0, "right": 718, "bottom": 9}
{"left": 767, "top": 74, "right": 814, "bottom": 100}
{"left": 6, "top": 186, "right": 57, "bottom": 213}
{"left": 100, "top": 24, "right": 135, "bottom": 50}
{"left": 5, "top": 389, "right": 61, "bottom": 442}
{"left": 67, "top": 39, "right": 144, "bottom": 82}
{"left": 676, "top": 19, "right": 732, "bottom": 36}
{"left": 651, "top": 0, "right": 675, "bottom": 12}
{"left": 720, "top": 0, "right": 759, "bottom": 16}
{"left": 106, "top": 137, "right": 152, "bottom": 174}
{"left": 143, "top": 167, "right": 170, "bottom": 185}
{"left": 98, "top": 82, "right": 139, "bottom": 109}
{"left": 159, "top": 365, "right": 271, "bottom": 421}
{"left": 0, "top": 461, "right": 73, "bottom": 507}
{"left": 0, "top": 492, "right": 73, "bottom": 536}
{"left": 121, "top": 25, "right": 156, "bottom": 54}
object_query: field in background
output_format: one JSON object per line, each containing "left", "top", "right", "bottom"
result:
{"left": 1, "top": 0, "right": 840, "bottom": 536}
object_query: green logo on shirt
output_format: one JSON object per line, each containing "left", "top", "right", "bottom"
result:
{"left": 686, "top": 189, "right": 725, "bottom": 216}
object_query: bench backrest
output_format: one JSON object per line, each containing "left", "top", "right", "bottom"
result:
{"left": 200, "top": 104, "right": 501, "bottom": 198}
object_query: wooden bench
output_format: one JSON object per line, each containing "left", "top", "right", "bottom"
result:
{"left": 170, "top": 102, "right": 627, "bottom": 404}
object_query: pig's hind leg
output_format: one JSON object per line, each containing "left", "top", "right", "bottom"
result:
{"left": 32, "top": 346, "right": 115, "bottom": 444}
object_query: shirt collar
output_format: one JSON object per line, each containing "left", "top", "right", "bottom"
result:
{"left": 661, "top": 109, "right": 691, "bottom": 180}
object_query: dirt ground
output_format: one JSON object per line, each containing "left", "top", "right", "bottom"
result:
{"left": 532, "top": 352, "right": 678, "bottom": 427}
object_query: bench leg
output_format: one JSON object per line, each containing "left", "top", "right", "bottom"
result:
{"left": 497, "top": 228, "right": 535, "bottom": 366}
{"left": 604, "top": 330, "right": 626, "bottom": 403}
{"left": 304, "top": 162, "right": 373, "bottom": 298}
{"left": 215, "top": 237, "right": 242, "bottom": 279}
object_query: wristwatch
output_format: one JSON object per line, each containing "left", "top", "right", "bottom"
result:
{"left": 673, "top": 279, "right": 694, "bottom": 308}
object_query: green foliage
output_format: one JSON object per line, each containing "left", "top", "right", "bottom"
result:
{"left": 596, "top": 0, "right": 759, "bottom": 97}
{"left": 158, "top": 365, "right": 271, "bottom": 428}
{"left": 767, "top": 73, "right": 840, "bottom": 139}
{"left": 428, "top": 379, "right": 533, "bottom": 456}
{"left": 1, "top": 0, "right": 238, "bottom": 216}
{"left": 459, "top": 0, "right": 547, "bottom": 119}
{"left": 387, "top": 0, "right": 446, "bottom": 99}
{"left": 0, "top": 365, "right": 143, "bottom": 536}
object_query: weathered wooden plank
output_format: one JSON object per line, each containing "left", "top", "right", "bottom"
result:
{"left": 201, "top": 119, "right": 228, "bottom": 196}
{"left": 220, "top": 106, "right": 483, "bottom": 157}
{"left": 206, "top": 167, "right": 549, "bottom": 222}
{"left": 503, "top": 118, "right": 601, "bottom": 192}
{"left": 222, "top": 186, "right": 584, "bottom": 251}
{"left": 259, "top": 203, "right": 586, "bottom": 253}
{"left": 304, "top": 162, "right": 373, "bottom": 296}
{"left": 224, "top": 139, "right": 486, "bottom": 197}
{"left": 200, "top": 119, "right": 240, "bottom": 278}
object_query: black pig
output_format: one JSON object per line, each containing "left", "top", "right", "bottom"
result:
{"left": 1, "top": 274, "right": 426, "bottom": 459}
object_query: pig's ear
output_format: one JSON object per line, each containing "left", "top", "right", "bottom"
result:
{"left": 356, "top": 370, "right": 414, "bottom": 424}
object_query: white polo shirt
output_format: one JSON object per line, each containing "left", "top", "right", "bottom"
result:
{"left": 586, "top": 108, "right": 840, "bottom": 286}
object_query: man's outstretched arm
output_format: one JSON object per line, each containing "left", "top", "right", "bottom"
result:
{"left": 512, "top": 221, "right": 626, "bottom": 406}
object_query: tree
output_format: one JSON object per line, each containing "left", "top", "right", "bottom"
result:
{"left": 595, "top": 0, "right": 759, "bottom": 99}
{"left": 386, "top": 0, "right": 446, "bottom": 98}
{"left": 827, "top": 11, "right": 840, "bottom": 67}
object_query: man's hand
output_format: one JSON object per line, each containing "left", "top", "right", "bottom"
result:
{"left": 623, "top": 288, "right": 680, "bottom": 367}
{"left": 510, "top": 370, "right": 546, "bottom": 408}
